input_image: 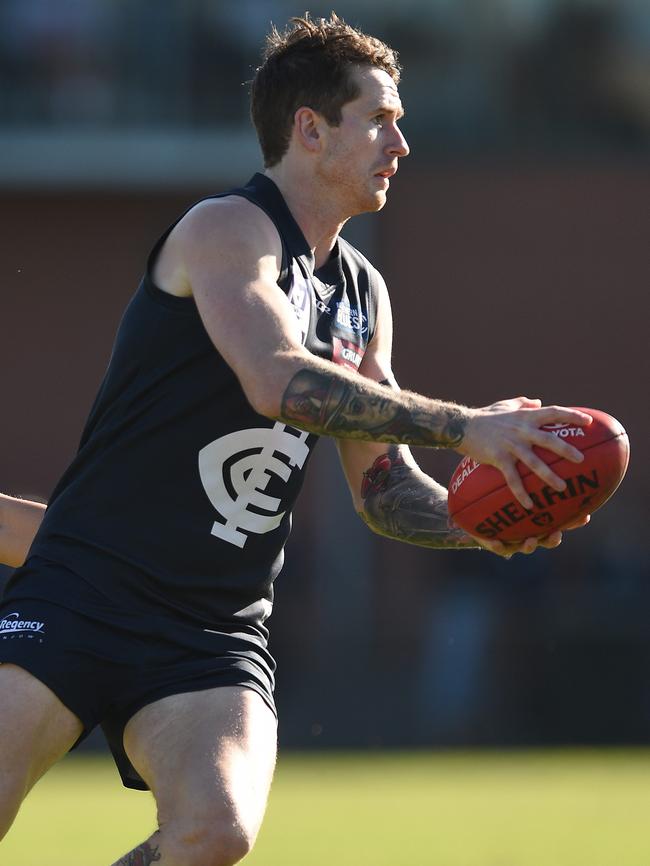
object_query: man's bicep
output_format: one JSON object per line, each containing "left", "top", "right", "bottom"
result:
{"left": 178, "top": 198, "right": 306, "bottom": 412}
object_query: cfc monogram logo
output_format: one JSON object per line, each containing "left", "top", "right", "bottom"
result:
{"left": 198, "top": 422, "right": 311, "bottom": 548}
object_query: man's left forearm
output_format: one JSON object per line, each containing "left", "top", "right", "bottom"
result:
{"left": 0, "top": 494, "right": 45, "bottom": 568}
{"left": 358, "top": 447, "right": 477, "bottom": 549}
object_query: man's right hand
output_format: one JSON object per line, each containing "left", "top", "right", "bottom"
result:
{"left": 458, "top": 397, "right": 593, "bottom": 510}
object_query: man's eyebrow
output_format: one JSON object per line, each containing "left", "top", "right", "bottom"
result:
{"left": 372, "top": 104, "right": 405, "bottom": 119}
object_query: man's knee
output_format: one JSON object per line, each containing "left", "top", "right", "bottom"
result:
{"left": 164, "top": 815, "right": 255, "bottom": 866}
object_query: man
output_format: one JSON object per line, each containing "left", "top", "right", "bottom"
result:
{"left": 0, "top": 14, "right": 591, "bottom": 866}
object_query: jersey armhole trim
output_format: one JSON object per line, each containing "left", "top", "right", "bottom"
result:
{"left": 366, "top": 266, "right": 380, "bottom": 345}
{"left": 142, "top": 192, "right": 290, "bottom": 310}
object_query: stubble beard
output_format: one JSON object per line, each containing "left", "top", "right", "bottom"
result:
{"left": 317, "top": 151, "right": 386, "bottom": 218}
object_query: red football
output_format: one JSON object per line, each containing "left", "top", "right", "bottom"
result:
{"left": 447, "top": 408, "right": 630, "bottom": 542}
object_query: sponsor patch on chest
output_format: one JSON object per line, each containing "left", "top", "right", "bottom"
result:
{"left": 332, "top": 336, "right": 365, "bottom": 371}
{"left": 334, "top": 300, "right": 368, "bottom": 335}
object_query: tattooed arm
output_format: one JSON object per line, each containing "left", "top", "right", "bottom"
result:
{"left": 343, "top": 440, "right": 583, "bottom": 556}
{"left": 357, "top": 444, "right": 477, "bottom": 549}
{"left": 112, "top": 837, "right": 161, "bottom": 865}
{"left": 280, "top": 368, "right": 467, "bottom": 448}
{"left": 274, "top": 283, "right": 589, "bottom": 508}
{"left": 278, "top": 366, "right": 592, "bottom": 511}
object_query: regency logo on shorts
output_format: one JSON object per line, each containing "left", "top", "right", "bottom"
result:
{"left": 0, "top": 612, "right": 45, "bottom": 641}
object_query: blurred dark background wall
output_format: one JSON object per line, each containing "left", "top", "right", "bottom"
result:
{"left": 1, "top": 0, "right": 648, "bottom": 749}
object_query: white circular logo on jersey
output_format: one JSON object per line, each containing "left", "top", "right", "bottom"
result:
{"left": 198, "top": 422, "right": 311, "bottom": 548}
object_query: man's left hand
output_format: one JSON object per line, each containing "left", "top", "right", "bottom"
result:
{"left": 463, "top": 515, "right": 591, "bottom": 559}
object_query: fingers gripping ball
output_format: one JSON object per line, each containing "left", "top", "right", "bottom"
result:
{"left": 447, "top": 408, "right": 630, "bottom": 542}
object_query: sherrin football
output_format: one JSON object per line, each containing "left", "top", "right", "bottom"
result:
{"left": 447, "top": 408, "right": 630, "bottom": 542}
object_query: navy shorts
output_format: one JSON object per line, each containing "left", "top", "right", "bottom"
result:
{"left": 0, "top": 566, "right": 276, "bottom": 791}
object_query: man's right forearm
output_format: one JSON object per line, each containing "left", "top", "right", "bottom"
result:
{"left": 278, "top": 366, "right": 469, "bottom": 448}
{"left": 264, "top": 351, "right": 592, "bottom": 511}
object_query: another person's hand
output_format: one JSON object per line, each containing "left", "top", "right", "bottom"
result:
{"left": 459, "top": 397, "right": 593, "bottom": 509}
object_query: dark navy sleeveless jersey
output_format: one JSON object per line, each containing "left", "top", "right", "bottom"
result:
{"left": 13, "top": 174, "right": 379, "bottom": 642}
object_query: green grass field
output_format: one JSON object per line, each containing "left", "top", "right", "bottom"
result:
{"left": 3, "top": 749, "right": 650, "bottom": 865}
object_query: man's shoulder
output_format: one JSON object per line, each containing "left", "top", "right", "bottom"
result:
{"left": 152, "top": 189, "right": 284, "bottom": 297}
{"left": 183, "top": 193, "right": 274, "bottom": 231}
{"left": 173, "top": 193, "right": 282, "bottom": 257}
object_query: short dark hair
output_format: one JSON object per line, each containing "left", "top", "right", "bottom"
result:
{"left": 251, "top": 12, "right": 401, "bottom": 167}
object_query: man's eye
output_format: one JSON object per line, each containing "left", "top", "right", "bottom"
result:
{"left": 373, "top": 115, "right": 384, "bottom": 127}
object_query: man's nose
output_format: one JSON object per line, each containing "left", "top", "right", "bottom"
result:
{"left": 388, "top": 124, "right": 409, "bottom": 158}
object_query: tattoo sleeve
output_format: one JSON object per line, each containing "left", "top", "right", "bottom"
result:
{"left": 280, "top": 369, "right": 466, "bottom": 448}
{"left": 359, "top": 446, "right": 478, "bottom": 549}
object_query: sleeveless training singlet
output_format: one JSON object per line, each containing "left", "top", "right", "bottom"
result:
{"left": 9, "top": 174, "right": 379, "bottom": 646}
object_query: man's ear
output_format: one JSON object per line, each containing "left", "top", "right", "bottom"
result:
{"left": 294, "top": 107, "right": 324, "bottom": 153}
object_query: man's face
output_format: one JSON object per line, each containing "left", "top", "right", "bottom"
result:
{"left": 316, "top": 66, "right": 409, "bottom": 216}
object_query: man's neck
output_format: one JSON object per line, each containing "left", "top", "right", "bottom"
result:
{"left": 264, "top": 166, "right": 348, "bottom": 269}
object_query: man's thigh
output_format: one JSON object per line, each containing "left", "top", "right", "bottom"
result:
{"left": 123, "top": 685, "right": 278, "bottom": 841}
{"left": 0, "top": 664, "right": 83, "bottom": 834}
